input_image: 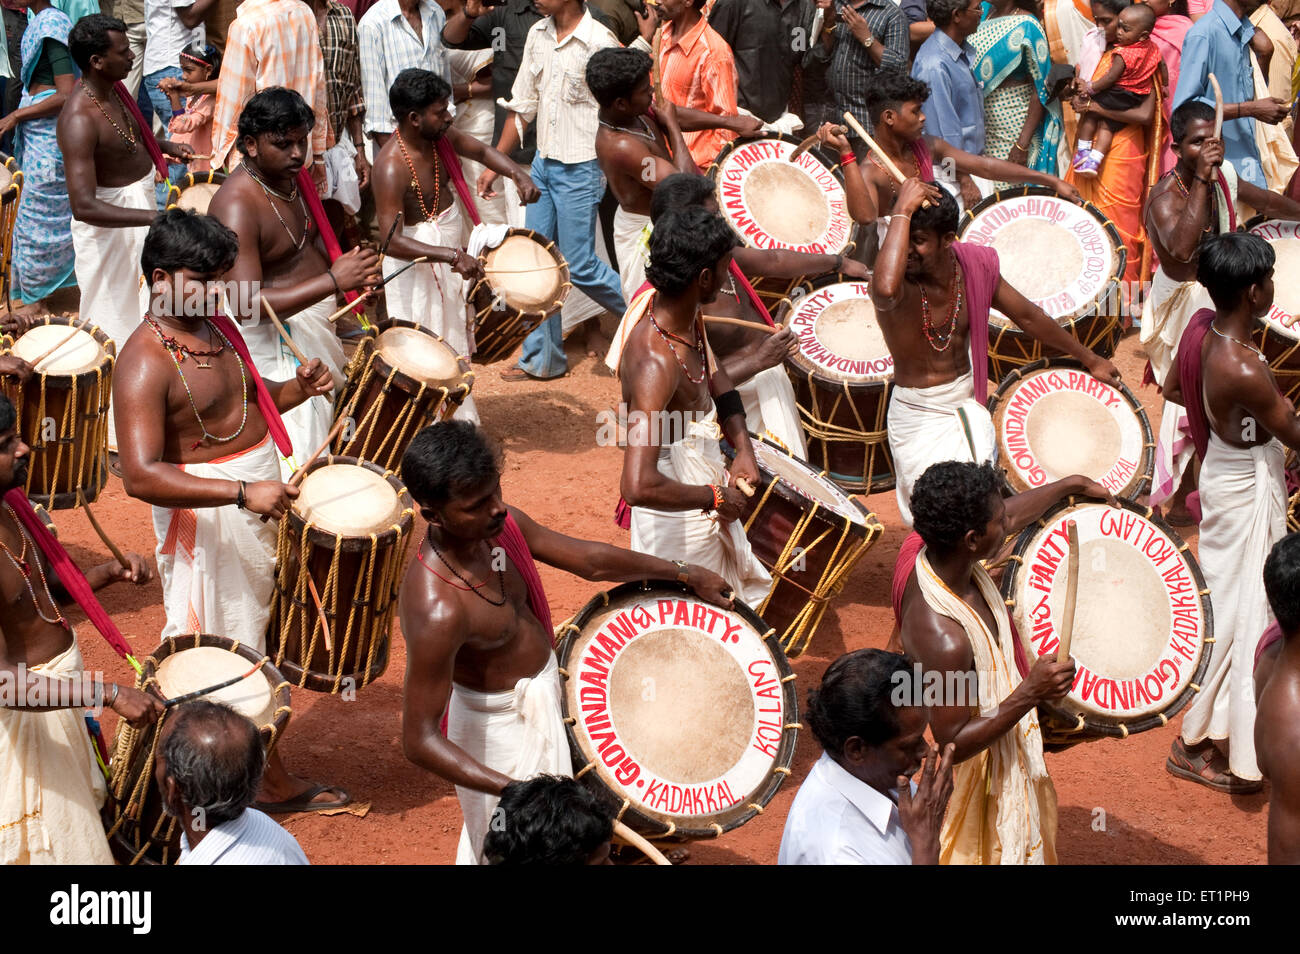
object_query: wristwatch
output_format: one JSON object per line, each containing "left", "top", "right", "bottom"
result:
{"left": 672, "top": 560, "right": 691, "bottom": 585}
{"left": 861, "top": 33, "right": 875, "bottom": 50}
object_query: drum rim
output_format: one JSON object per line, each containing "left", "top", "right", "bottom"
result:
{"left": 367, "top": 317, "right": 474, "bottom": 391}
{"left": 468, "top": 226, "right": 572, "bottom": 319}
{"left": 1000, "top": 496, "right": 1215, "bottom": 739}
{"left": 5, "top": 314, "right": 116, "bottom": 378}
{"left": 1246, "top": 218, "right": 1300, "bottom": 338}
{"left": 289, "top": 453, "right": 414, "bottom": 543}
{"left": 0, "top": 154, "right": 20, "bottom": 205}
{"left": 957, "top": 184, "right": 1127, "bottom": 329}
{"left": 706, "top": 133, "right": 854, "bottom": 257}
{"left": 738, "top": 431, "right": 877, "bottom": 529}
{"left": 987, "top": 356, "right": 1156, "bottom": 501}
{"left": 164, "top": 169, "right": 228, "bottom": 210}
{"left": 777, "top": 274, "right": 893, "bottom": 389}
{"left": 556, "top": 580, "right": 799, "bottom": 839}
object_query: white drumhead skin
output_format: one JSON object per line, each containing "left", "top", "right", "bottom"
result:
{"left": 997, "top": 366, "right": 1142, "bottom": 493}
{"left": 753, "top": 440, "right": 865, "bottom": 525}
{"left": 741, "top": 163, "right": 830, "bottom": 247}
{"left": 565, "top": 591, "right": 787, "bottom": 820}
{"left": 11, "top": 325, "right": 104, "bottom": 374}
{"left": 295, "top": 463, "right": 401, "bottom": 536}
{"left": 960, "top": 195, "right": 1116, "bottom": 325}
{"left": 485, "top": 234, "right": 562, "bottom": 311}
{"left": 1249, "top": 221, "right": 1300, "bottom": 338}
{"left": 786, "top": 282, "right": 893, "bottom": 383}
{"left": 155, "top": 646, "right": 277, "bottom": 728}
{"left": 1011, "top": 505, "right": 1205, "bottom": 721}
{"left": 0, "top": 166, "right": 12, "bottom": 192}
{"left": 376, "top": 326, "right": 461, "bottom": 384}
{"left": 176, "top": 182, "right": 220, "bottom": 214}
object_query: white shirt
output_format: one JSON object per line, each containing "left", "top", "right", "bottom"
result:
{"left": 777, "top": 753, "right": 915, "bottom": 865}
{"left": 178, "top": 808, "right": 310, "bottom": 865}
{"left": 499, "top": 9, "right": 620, "bottom": 164}
{"left": 357, "top": 0, "right": 451, "bottom": 136}
{"left": 143, "top": 0, "right": 204, "bottom": 76}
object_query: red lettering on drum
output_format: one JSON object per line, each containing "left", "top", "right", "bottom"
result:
{"left": 690, "top": 602, "right": 709, "bottom": 631}
{"left": 720, "top": 617, "right": 743, "bottom": 644}
{"left": 613, "top": 757, "right": 639, "bottom": 786}
{"left": 604, "top": 612, "right": 639, "bottom": 648}
{"left": 580, "top": 657, "right": 609, "bottom": 693}
{"left": 1100, "top": 457, "right": 1137, "bottom": 493}
{"left": 672, "top": 600, "right": 691, "bottom": 626}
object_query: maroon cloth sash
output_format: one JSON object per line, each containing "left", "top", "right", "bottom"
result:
{"left": 115, "top": 81, "right": 169, "bottom": 180}
{"left": 1174, "top": 308, "right": 1215, "bottom": 462}
{"left": 493, "top": 511, "right": 552, "bottom": 632}
{"left": 912, "top": 138, "right": 934, "bottom": 180}
{"left": 209, "top": 313, "right": 295, "bottom": 459}
{"left": 951, "top": 242, "right": 1000, "bottom": 402}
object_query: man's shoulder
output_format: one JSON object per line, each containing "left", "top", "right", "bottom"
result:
{"left": 357, "top": 0, "right": 396, "bottom": 31}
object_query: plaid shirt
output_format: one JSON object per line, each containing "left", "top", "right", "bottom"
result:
{"left": 320, "top": 0, "right": 365, "bottom": 142}
{"left": 358, "top": 0, "right": 451, "bottom": 136}
{"left": 210, "top": 0, "right": 331, "bottom": 169}
{"left": 828, "top": 0, "right": 908, "bottom": 136}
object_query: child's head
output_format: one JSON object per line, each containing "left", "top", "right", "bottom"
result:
{"left": 179, "top": 42, "right": 221, "bottom": 83}
{"left": 1091, "top": 0, "right": 1132, "bottom": 43}
{"left": 1115, "top": 2, "right": 1156, "bottom": 44}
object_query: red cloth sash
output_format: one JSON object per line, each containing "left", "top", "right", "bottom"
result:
{"left": 209, "top": 313, "right": 295, "bottom": 459}
{"left": 493, "top": 511, "right": 552, "bottom": 632}
{"left": 951, "top": 242, "right": 1000, "bottom": 402}
{"left": 295, "top": 167, "right": 364, "bottom": 317}
{"left": 115, "top": 81, "right": 169, "bottom": 180}
{"left": 436, "top": 136, "right": 482, "bottom": 227}
{"left": 912, "top": 138, "right": 934, "bottom": 180}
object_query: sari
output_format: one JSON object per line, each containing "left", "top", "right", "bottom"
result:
{"left": 970, "top": 13, "right": 1065, "bottom": 182}
{"left": 11, "top": 5, "right": 75, "bottom": 304}
{"left": 1151, "top": 13, "right": 1192, "bottom": 174}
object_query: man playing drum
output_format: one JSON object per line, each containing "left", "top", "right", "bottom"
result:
{"left": 0, "top": 390, "right": 164, "bottom": 864}
{"left": 1254, "top": 533, "right": 1300, "bottom": 862}
{"left": 1143, "top": 100, "right": 1300, "bottom": 523}
{"left": 372, "top": 67, "right": 538, "bottom": 424}
{"left": 1162, "top": 232, "right": 1299, "bottom": 794}
{"left": 209, "top": 87, "right": 382, "bottom": 476}
{"left": 872, "top": 180, "right": 1120, "bottom": 526}
{"left": 610, "top": 206, "right": 771, "bottom": 605}
{"left": 397, "top": 420, "right": 731, "bottom": 864}
{"left": 58, "top": 14, "right": 195, "bottom": 453}
{"left": 114, "top": 208, "right": 352, "bottom": 814}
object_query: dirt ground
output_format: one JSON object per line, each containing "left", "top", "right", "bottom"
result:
{"left": 61, "top": 317, "right": 1267, "bottom": 865}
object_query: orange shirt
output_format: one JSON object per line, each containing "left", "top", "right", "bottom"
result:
{"left": 658, "top": 14, "right": 740, "bottom": 168}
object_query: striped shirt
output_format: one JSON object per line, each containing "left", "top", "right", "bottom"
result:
{"left": 357, "top": 0, "right": 451, "bottom": 137}
{"left": 178, "top": 809, "right": 310, "bottom": 865}
{"left": 500, "top": 10, "right": 621, "bottom": 164}
{"left": 659, "top": 14, "right": 739, "bottom": 167}
{"left": 320, "top": 0, "right": 365, "bottom": 142}
{"left": 210, "top": 0, "right": 331, "bottom": 170}
{"left": 828, "top": 0, "right": 909, "bottom": 137}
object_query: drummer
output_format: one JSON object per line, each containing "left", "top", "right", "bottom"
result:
{"left": 816, "top": 69, "right": 1082, "bottom": 225}
{"left": 0, "top": 389, "right": 164, "bottom": 864}
{"left": 397, "top": 420, "right": 732, "bottom": 864}
{"left": 1143, "top": 100, "right": 1300, "bottom": 524}
{"left": 872, "top": 180, "right": 1121, "bottom": 526}
{"left": 114, "top": 208, "right": 352, "bottom": 815}
{"left": 209, "top": 87, "right": 382, "bottom": 478}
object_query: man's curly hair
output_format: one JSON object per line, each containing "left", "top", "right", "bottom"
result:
{"left": 911, "top": 461, "right": 1005, "bottom": 555}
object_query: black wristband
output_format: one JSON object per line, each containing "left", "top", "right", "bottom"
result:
{"left": 327, "top": 270, "right": 342, "bottom": 298}
{"left": 715, "top": 388, "right": 745, "bottom": 422}
{"left": 236, "top": 480, "right": 246, "bottom": 510}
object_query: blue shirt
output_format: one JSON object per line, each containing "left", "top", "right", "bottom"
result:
{"left": 1173, "top": 0, "right": 1263, "bottom": 188}
{"left": 912, "top": 29, "right": 986, "bottom": 155}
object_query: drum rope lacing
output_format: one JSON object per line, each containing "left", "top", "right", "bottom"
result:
{"left": 794, "top": 369, "right": 890, "bottom": 489}
{"left": 144, "top": 315, "right": 249, "bottom": 450}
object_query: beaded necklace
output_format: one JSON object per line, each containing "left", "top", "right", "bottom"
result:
{"left": 80, "top": 80, "right": 137, "bottom": 155}
{"left": 143, "top": 313, "right": 224, "bottom": 368}
{"left": 1168, "top": 169, "right": 1218, "bottom": 234}
{"left": 918, "top": 252, "right": 963, "bottom": 352}
{"left": 0, "top": 506, "right": 67, "bottom": 628}
{"left": 396, "top": 134, "right": 441, "bottom": 222}
{"left": 242, "top": 160, "right": 310, "bottom": 250}
{"left": 145, "top": 316, "right": 248, "bottom": 450}
{"left": 420, "top": 535, "right": 506, "bottom": 606}
{"left": 649, "top": 314, "right": 707, "bottom": 384}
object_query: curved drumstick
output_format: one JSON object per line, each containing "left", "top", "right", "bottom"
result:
{"left": 612, "top": 820, "right": 672, "bottom": 866}
{"left": 842, "top": 110, "right": 933, "bottom": 208}
{"left": 1209, "top": 73, "right": 1224, "bottom": 140}
{"left": 1056, "top": 520, "right": 1080, "bottom": 663}
{"left": 82, "top": 500, "right": 130, "bottom": 571}
{"left": 701, "top": 314, "right": 783, "bottom": 334}
{"left": 26, "top": 316, "right": 90, "bottom": 371}
{"left": 787, "top": 131, "right": 823, "bottom": 164}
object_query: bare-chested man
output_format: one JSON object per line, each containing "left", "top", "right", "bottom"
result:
{"left": 209, "top": 87, "right": 382, "bottom": 477}
{"left": 1254, "top": 532, "right": 1300, "bottom": 863}
{"left": 372, "top": 67, "right": 535, "bottom": 422}
{"left": 58, "top": 14, "right": 194, "bottom": 451}
{"left": 586, "top": 47, "right": 695, "bottom": 302}
{"left": 114, "top": 208, "right": 349, "bottom": 814}
{"left": 1143, "top": 101, "right": 1300, "bottom": 523}
{"left": 0, "top": 389, "right": 163, "bottom": 864}
{"left": 871, "top": 179, "right": 1120, "bottom": 526}
{"left": 1162, "top": 232, "right": 1300, "bottom": 794}
{"left": 610, "top": 205, "right": 770, "bottom": 605}
{"left": 398, "top": 420, "right": 730, "bottom": 864}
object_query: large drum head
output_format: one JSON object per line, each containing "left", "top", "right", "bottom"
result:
{"left": 0, "top": 165, "right": 13, "bottom": 193}
{"left": 12, "top": 324, "right": 105, "bottom": 375}
{"left": 992, "top": 360, "right": 1150, "bottom": 497}
{"left": 959, "top": 190, "right": 1120, "bottom": 325}
{"left": 785, "top": 281, "right": 892, "bottom": 384}
{"left": 752, "top": 438, "right": 867, "bottom": 527}
{"left": 375, "top": 325, "right": 462, "bottom": 385}
{"left": 1249, "top": 220, "right": 1300, "bottom": 338}
{"left": 559, "top": 584, "right": 797, "bottom": 836}
{"left": 154, "top": 645, "right": 278, "bottom": 728}
{"left": 295, "top": 462, "right": 402, "bottom": 536}
{"left": 1003, "top": 501, "right": 1211, "bottom": 736}
{"left": 484, "top": 234, "right": 563, "bottom": 311}
{"left": 713, "top": 137, "right": 851, "bottom": 254}
{"left": 176, "top": 182, "right": 220, "bottom": 214}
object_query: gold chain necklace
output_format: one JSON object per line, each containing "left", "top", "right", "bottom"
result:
{"left": 80, "top": 80, "right": 137, "bottom": 155}
{"left": 0, "top": 507, "right": 67, "bottom": 628}
{"left": 242, "top": 161, "right": 310, "bottom": 250}
{"left": 396, "top": 134, "right": 441, "bottom": 221}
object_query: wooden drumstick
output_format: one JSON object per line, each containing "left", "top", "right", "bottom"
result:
{"left": 82, "top": 500, "right": 130, "bottom": 570}
{"left": 612, "top": 820, "right": 672, "bottom": 866}
{"left": 27, "top": 321, "right": 86, "bottom": 371}
{"left": 787, "top": 131, "right": 823, "bottom": 164}
{"left": 259, "top": 297, "right": 311, "bottom": 367}
{"left": 842, "top": 110, "right": 933, "bottom": 208}
{"left": 702, "top": 314, "right": 783, "bottom": 334}
{"left": 1209, "top": 73, "right": 1224, "bottom": 140}
{"left": 290, "top": 415, "right": 349, "bottom": 488}
{"left": 736, "top": 477, "right": 755, "bottom": 497}
{"left": 1056, "top": 520, "right": 1080, "bottom": 664}
{"left": 306, "top": 574, "right": 333, "bottom": 653}
{"left": 321, "top": 257, "right": 430, "bottom": 324}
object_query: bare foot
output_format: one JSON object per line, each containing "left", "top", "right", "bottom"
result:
{"left": 583, "top": 322, "right": 611, "bottom": 359}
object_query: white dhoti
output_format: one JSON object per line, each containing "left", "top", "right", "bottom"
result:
{"left": 560, "top": 222, "right": 615, "bottom": 335}
{"left": 0, "top": 639, "right": 113, "bottom": 865}
{"left": 887, "top": 370, "right": 997, "bottom": 528}
{"left": 71, "top": 169, "right": 153, "bottom": 452}
{"left": 629, "top": 408, "right": 772, "bottom": 607}
{"left": 242, "top": 296, "right": 346, "bottom": 477}
{"left": 151, "top": 434, "right": 282, "bottom": 652}
{"left": 1179, "top": 434, "right": 1286, "bottom": 781}
{"left": 446, "top": 653, "right": 571, "bottom": 865}
{"left": 383, "top": 213, "right": 478, "bottom": 424}
{"left": 612, "top": 206, "right": 650, "bottom": 304}
{"left": 738, "top": 365, "right": 807, "bottom": 459}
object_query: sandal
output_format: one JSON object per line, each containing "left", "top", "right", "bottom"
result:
{"left": 1165, "top": 738, "right": 1263, "bottom": 794}
{"left": 500, "top": 365, "right": 561, "bottom": 383}
{"left": 254, "top": 783, "right": 353, "bottom": 815}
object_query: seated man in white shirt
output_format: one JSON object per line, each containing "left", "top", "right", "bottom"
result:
{"left": 155, "top": 700, "right": 310, "bottom": 866}
{"left": 778, "top": 649, "right": 954, "bottom": 865}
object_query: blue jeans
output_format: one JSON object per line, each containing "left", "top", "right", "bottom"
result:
{"left": 517, "top": 157, "right": 626, "bottom": 378}
{"left": 144, "top": 66, "right": 185, "bottom": 206}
